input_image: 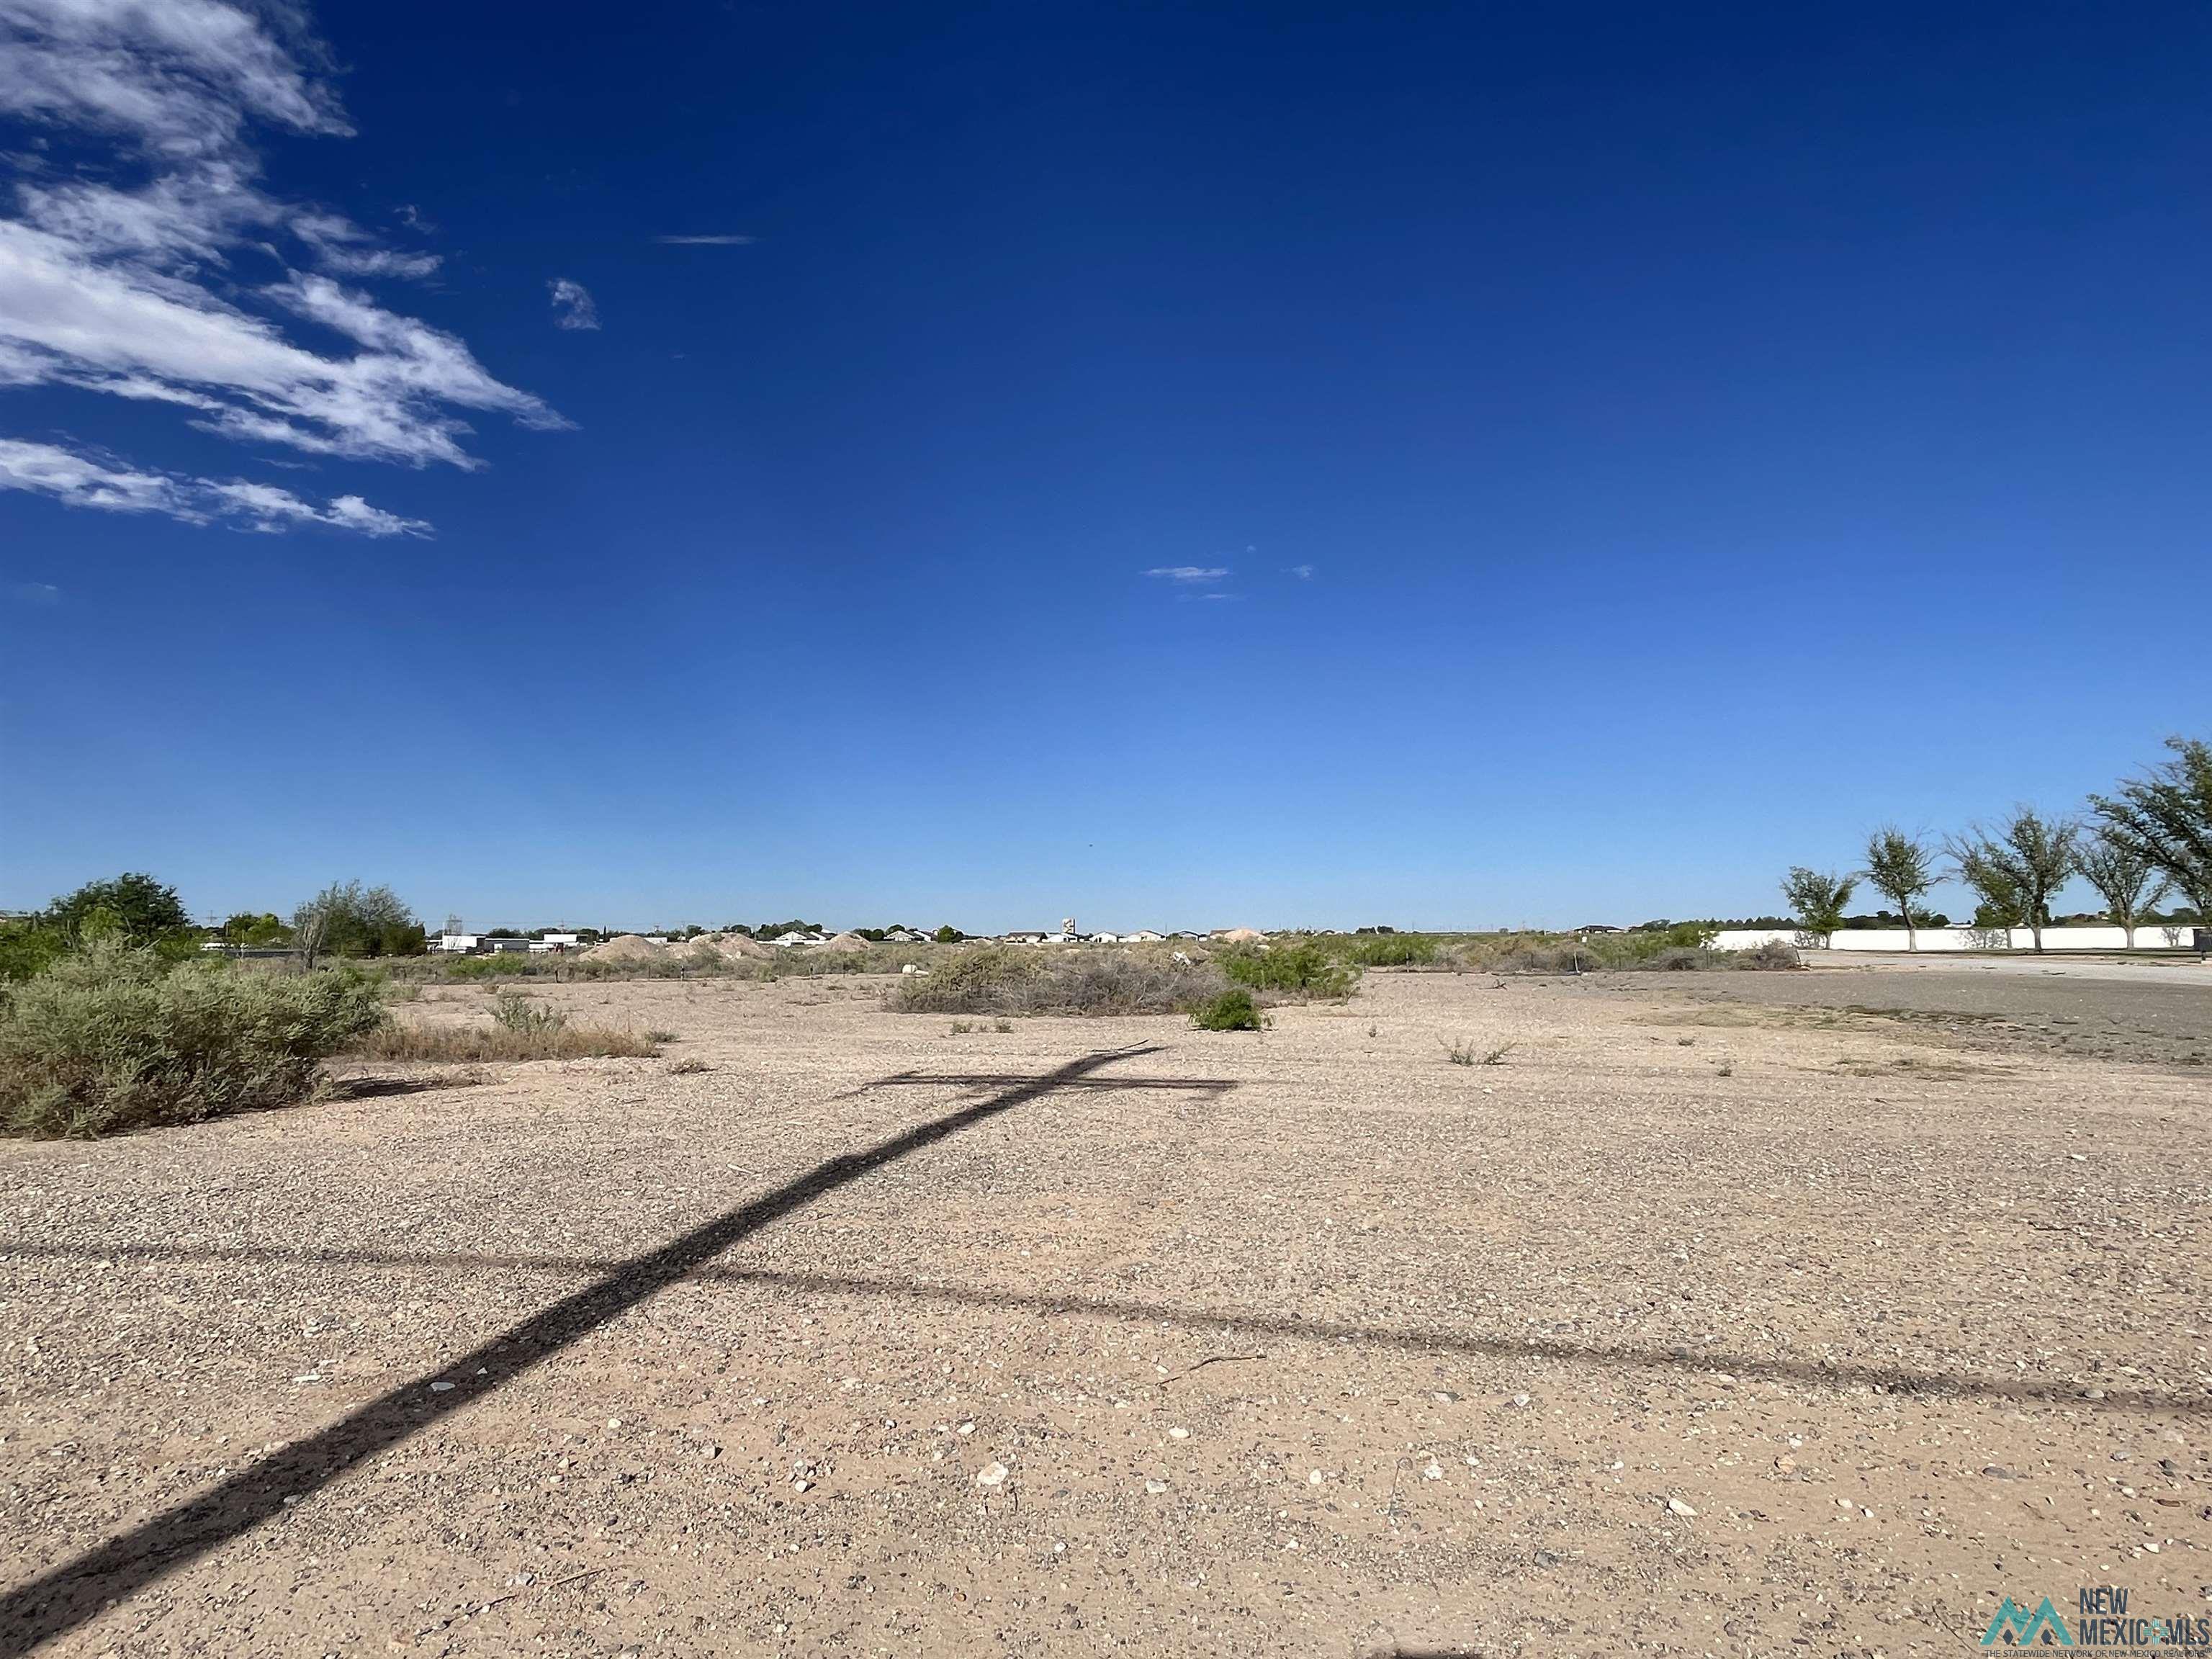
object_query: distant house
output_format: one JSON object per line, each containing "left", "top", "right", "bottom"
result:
{"left": 772, "top": 930, "right": 828, "bottom": 947}
{"left": 1086, "top": 931, "right": 1122, "bottom": 943}
{"left": 1002, "top": 930, "right": 1048, "bottom": 944}
{"left": 434, "top": 932, "right": 480, "bottom": 953}
{"left": 484, "top": 938, "right": 530, "bottom": 954}
{"left": 1123, "top": 929, "right": 1166, "bottom": 943}
{"left": 884, "top": 927, "right": 928, "bottom": 945}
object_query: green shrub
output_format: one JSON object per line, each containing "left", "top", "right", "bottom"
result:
{"left": 1217, "top": 940, "right": 1356, "bottom": 998}
{"left": 0, "top": 943, "right": 387, "bottom": 1138}
{"left": 1344, "top": 933, "right": 1437, "bottom": 967}
{"left": 1190, "top": 989, "right": 1264, "bottom": 1031}
{"left": 490, "top": 991, "right": 566, "bottom": 1034}
{"left": 0, "top": 920, "right": 66, "bottom": 984}
{"left": 443, "top": 953, "right": 540, "bottom": 979}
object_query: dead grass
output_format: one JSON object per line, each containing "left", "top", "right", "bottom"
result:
{"left": 349, "top": 1020, "right": 656, "bottom": 1063}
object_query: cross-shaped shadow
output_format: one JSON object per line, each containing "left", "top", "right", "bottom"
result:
{"left": 0, "top": 1044, "right": 1208, "bottom": 1656}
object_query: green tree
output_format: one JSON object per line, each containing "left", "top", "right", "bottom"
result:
{"left": 2091, "top": 737, "right": 2212, "bottom": 926}
{"left": 1946, "top": 810, "right": 2079, "bottom": 953}
{"left": 292, "top": 882, "right": 426, "bottom": 968}
{"left": 1861, "top": 827, "right": 1937, "bottom": 952}
{"left": 222, "top": 912, "right": 293, "bottom": 948}
{"left": 1948, "top": 839, "right": 2026, "bottom": 937}
{"left": 45, "top": 873, "right": 188, "bottom": 943}
{"left": 1779, "top": 868, "right": 1855, "bottom": 947}
{"left": 2073, "top": 830, "right": 2171, "bottom": 948}
{"left": 934, "top": 925, "right": 966, "bottom": 943}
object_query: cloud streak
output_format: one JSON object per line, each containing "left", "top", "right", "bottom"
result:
{"left": 0, "top": 0, "right": 557, "bottom": 531}
{"left": 1142, "top": 565, "right": 1229, "bottom": 583}
{"left": 547, "top": 276, "right": 599, "bottom": 331}
{"left": 655, "top": 233, "right": 755, "bottom": 246}
{"left": 0, "top": 438, "right": 427, "bottom": 534}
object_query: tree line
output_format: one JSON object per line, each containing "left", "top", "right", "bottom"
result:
{"left": 0, "top": 875, "right": 426, "bottom": 980}
{"left": 1781, "top": 736, "right": 2208, "bottom": 952}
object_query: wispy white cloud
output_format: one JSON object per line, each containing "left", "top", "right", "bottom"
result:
{"left": 655, "top": 233, "right": 755, "bottom": 246}
{"left": 0, "top": 0, "right": 555, "bottom": 532}
{"left": 12, "top": 579, "right": 60, "bottom": 605}
{"left": 1143, "top": 565, "right": 1229, "bottom": 583}
{"left": 0, "top": 437, "right": 428, "bottom": 534}
{"left": 1287, "top": 563, "right": 1314, "bottom": 580}
{"left": 547, "top": 276, "right": 599, "bottom": 331}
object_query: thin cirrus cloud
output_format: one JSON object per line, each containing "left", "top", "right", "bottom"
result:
{"left": 547, "top": 277, "right": 599, "bottom": 330}
{"left": 1142, "top": 565, "right": 1229, "bottom": 583}
{"left": 655, "top": 234, "right": 756, "bottom": 246}
{"left": 0, "top": 0, "right": 561, "bottom": 533}
{"left": 0, "top": 438, "right": 428, "bottom": 534}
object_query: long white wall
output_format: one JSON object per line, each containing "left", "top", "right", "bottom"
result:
{"left": 1709, "top": 925, "right": 2200, "bottom": 953}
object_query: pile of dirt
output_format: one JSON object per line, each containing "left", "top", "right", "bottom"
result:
{"left": 693, "top": 932, "right": 773, "bottom": 961}
{"left": 585, "top": 933, "right": 665, "bottom": 963}
{"left": 1215, "top": 927, "right": 1266, "bottom": 944}
{"left": 818, "top": 931, "right": 872, "bottom": 952}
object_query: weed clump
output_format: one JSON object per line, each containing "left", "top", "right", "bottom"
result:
{"left": 1190, "top": 989, "right": 1265, "bottom": 1031}
{"left": 0, "top": 942, "right": 386, "bottom": 1138}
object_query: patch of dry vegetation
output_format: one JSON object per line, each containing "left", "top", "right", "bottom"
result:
{"left": 894, "top": 945, "right": 1231, "bottom": 1016}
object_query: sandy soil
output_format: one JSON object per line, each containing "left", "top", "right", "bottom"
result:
{"left": 1, "top": 967, "right": 2206, "bottom": 1658}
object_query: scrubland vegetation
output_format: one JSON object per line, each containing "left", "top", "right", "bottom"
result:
{"left": 0, "top": 941, "right": 385, "bottom": 1138}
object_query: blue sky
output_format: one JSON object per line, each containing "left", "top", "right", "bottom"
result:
{"left": 2, "top": 1, "right": 2206, "bottom": 932}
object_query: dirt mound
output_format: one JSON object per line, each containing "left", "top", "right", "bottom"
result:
{"left": 1215, "top": 927, "right": 1266, "bottom": 944}
{"left": 695, "top": 932, "right": 773, "bottom": 961}
{"left": 817, "top": 931, "right": 872, "bottom": 952}
{"left": 585, "top": 933, "right": 665, "bottom": 963}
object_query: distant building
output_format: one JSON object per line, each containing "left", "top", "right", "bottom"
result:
{"left": 1123, "top": 929, "right": 1166, "bottom": 943}
{"left": 1002, "top": 930, "right": 1048, "bottom": 944}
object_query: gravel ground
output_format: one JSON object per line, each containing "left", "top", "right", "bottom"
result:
{"left": 1, "top": 968, "right": 2206, "bottom": 1658}
{"left": 1635, "top": 956, "right": 2212, "bottom": 1071}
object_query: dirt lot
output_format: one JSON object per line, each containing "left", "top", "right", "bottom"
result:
{"left": 2, "top": 966, "right": 2207, "bottom": 1658}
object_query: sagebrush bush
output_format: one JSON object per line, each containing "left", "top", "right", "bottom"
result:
{"left": 0, "top": 943, "right": 387, "bottom": 1138}
{"left": 1190, "top": 989, "right": 1264, "bottom": 1031}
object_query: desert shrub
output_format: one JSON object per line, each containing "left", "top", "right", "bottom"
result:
{"left": 1732, "top": 939, "right": 1802, "bottom": 971}
{"left": 894, "top": 946, "right": 1039, "bottom": 1013}
{"left": 894, "top": 945, "right": 1228, "bottom": 1016}
{"left": 442, "top": 953, "right": 542, "bottom": 980}
{"left": 490, "top": 991, "right": 566, "bottom": 1034}
{"left": 667, "top": 1056, "right": 713, "bottom": 1075}
{"left": 1442, "top": 1037, "right": 1513, "bottom": 1066}
{"left": 1190, "top": 989, "right": 1264, "bottom": 1031}
{"left": 0, "top": 943, "right": 387, "bottom": 1138}
{"left": 1344, "top": 933, "right": 1437, "bottom": 967}
{"left": 349, "top": 1019, "right": 655, "bottom": 1063}
{"left": 1218, "top": 940, "right": 1357, "bottom": 999}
